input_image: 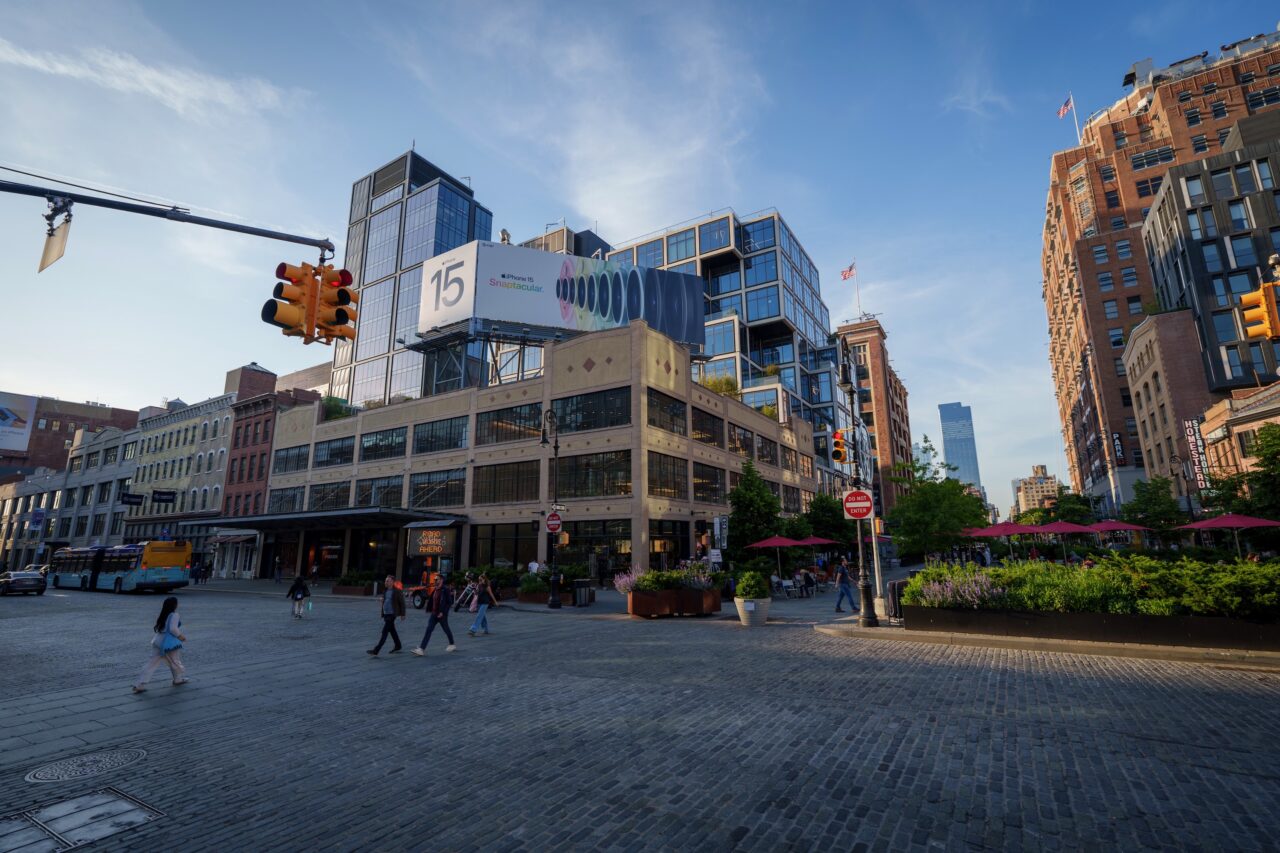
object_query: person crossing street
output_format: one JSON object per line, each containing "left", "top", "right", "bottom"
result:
{"left": 367, "top": 575, "right": 405, "bottom": 656}
{"left": 412, "top": 580, "right": 457, "bottom": 656}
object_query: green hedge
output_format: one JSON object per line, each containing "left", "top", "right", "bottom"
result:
{"left": 902, "top": 556, "right": 1280, "bottom": 620}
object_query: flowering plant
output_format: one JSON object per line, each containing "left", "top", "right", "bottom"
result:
{"left": 613, "top": 567, "right": 647, "bottom": 595}
{"left": 914, "top": 573, "right": 1006, "bottom": 610}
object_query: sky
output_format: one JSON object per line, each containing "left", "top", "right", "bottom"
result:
{"left": 0, "top": 0, "right": 1277, "bottom": 508}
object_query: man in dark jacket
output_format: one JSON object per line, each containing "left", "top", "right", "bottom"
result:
{"left": 368, "top": 575, "right": 405, "bottom": 656}
{"left": 412, "top": 580, "right": 457, "bottom": 656}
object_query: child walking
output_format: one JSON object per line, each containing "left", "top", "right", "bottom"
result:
{"left": 133, "top": 596, "right": 188, "bottom": 693}
{"left": 286, "top": 574, "right": 310, "bottom": 619}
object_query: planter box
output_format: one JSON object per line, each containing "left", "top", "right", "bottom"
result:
{"left": 332, "top": 584, "right": 373, "bottom": 597}
{"left": 734, "top": 597, "right": 770, "bottom": 627}
{"left": 902, "top": 605, "right": 1280, "bottom": 651}
{"left": 627, "top": 589, "right": 720, "bottom": 618}
{"left": 677, "top": 588, "right": 721, "bottom": 616}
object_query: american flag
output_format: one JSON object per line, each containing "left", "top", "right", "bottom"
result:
{"left": 1057, "top": 94, "right": 1073, "bottom": 119}
{"left": 840, "top": 262, "right": 857, "bottom": 281}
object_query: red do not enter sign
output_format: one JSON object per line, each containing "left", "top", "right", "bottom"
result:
{"left": 842, "top": 489, "right": 874, "bottom": 520}
{"left": 546, "top": 512, "right": 562, "bottom": 533}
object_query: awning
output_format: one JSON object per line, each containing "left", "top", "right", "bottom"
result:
{"left": 207, "top": 534, "right": 255, "bottom": 545}
{"left": 404, "top": 517, "right": 465, "bottom": 530}
{"left": 181, "top": 507, "right": 448, "bottom": 532}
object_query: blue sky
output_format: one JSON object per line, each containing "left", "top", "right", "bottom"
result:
{"left": 0, "top": 1, "right": 1276, "bottom": 508}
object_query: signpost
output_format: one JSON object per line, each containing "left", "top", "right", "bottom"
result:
{"left": 842, "top": 489, "right": 874, "bottom": 520}
{"left": 545, "top": 512, "right": 562, "bottom": 534}
{"left": 842, "top": 489, "right": 880, "bottom": 628}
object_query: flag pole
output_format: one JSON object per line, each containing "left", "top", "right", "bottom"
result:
{"left": 854, "top": 260, "right": 862, "bottom": 316}
{"left": 1070, "top": 91, "right": 1082, "bottom": 145}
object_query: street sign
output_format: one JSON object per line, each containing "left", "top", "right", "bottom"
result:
{"left": 715, "top": 515, "right": 728, "bottom": 549}
{"left": 120, "top": 492, "right": 144, "bottom": 507}
{"left": 546, "top": 512, "right": 562, "bottom": 533}
{"left": 843, "top": 489, "right": 874, "bottom": 520}
{"left": 31, "top": 508, "right": 46, "bottom": 526}
{"left": 709, "top": 548, "right": 722, "bottom": 565}
{"left": 551, "top": 503, "right": 567, "bottom": 512}
{"left": 151, "top": 490, "right": 176, "bottom": 504}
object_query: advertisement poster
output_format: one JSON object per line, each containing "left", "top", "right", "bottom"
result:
{"left": 0, "top": 392, "right": 37, "bottom": 453}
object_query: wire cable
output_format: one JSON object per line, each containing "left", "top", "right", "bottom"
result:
{"left": 0, "top": 163, "right": 188, "bottom": 211}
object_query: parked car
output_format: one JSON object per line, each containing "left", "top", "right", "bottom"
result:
{"left": 22, "top": 563, "right": 51, "bottom": 578}
{"left": 0, "top": 570, "right": 47, "bottom": 595}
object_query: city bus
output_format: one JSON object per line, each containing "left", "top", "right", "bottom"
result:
{"left": 49, "top": 541, "right": 192, "bottom": 593}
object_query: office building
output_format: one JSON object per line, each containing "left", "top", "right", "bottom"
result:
{"left": 331, "top": 151, "right": 493, "bottom": 409}
{"left": 938, "top": 402, "right": 983, "bottom": 493}
{"left": 912, "top": 441, "right": 934, "bottom": 471}
{"left": 520, "top": 224, "right": 611, "bottom": 260}
{"left": 1042, "top": 27, "right": 1280, "bottom": 512}
{"left": 1013, "top": 465, "right": 1061, "bottom": 515}
{"left": 837, "top": 317, "right": 912, "bottom": 512}
{"left": 0, "top": 395, "right": 136, "bottom": 482}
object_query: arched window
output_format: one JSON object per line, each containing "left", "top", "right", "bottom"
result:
{"left": 218, "top": 449, "right": 226, "bottom": 469}
{"left": 212, "top": 486, "right": 220, "bottom": 509}
{"left": 195, "top": 455, "right": 202, "bottom": 474}
{"left": 201, "top": 488, "right": 208, "bottom": 510}
{"left": 201, "top": 422, "right": 209, "bottom": 441}
{"left": 211, "top": 419, "right": 219, "bottom": 439}
{"left": 223, "top": 416, "right": 230, "bottom": 436}
{"left": 179, "top": 492, "right": 186, "bottom": 512}
{"left": 1153, "top": 372, "right": 1162, "bottom": 394}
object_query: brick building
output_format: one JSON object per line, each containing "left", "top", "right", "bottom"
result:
{"left": 1012, "top": 465, "right": 1061, "bottom": 516}
{"left": 1201, "top": 383, "right": 1280, "bottom": 478}
{"left": 1042, "top": 27, "right": 1280, "bottom": 513}
{"left": 836, "top": 317, "right": 912, "bottom": 512}
{"left": 0, "top": 396, "right": 136, "bottom": 483}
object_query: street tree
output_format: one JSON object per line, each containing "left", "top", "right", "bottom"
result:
{"left": 804, "top": 492, "right": 853, "bottom": 547}
{"left": 887, "top": 437, "right": 988, "bottom": 558}
{"left": 727, "top": 460, "right": 780, "bottom": 564}
{"left": 1120, "top": 476, "right": 1187, "bottom": 544}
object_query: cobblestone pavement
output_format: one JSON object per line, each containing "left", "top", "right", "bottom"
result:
{"left": 0, "top": 587, "right": 1277, "bottom": 851}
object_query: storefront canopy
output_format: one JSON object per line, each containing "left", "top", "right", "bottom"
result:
{"left": 181, "top": 507, "right": 448, "bottom": 532}
{"left": 403, "top": 517, "right": 465, "bottom": 529}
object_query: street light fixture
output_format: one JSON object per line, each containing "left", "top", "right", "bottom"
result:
{"left": 540, "top": 409, "right": 561, "bottom": 608}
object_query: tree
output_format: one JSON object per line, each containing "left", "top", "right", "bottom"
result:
{"left": 1120, "top": 476, "right": 1187, "bottom": 544}
{"left": 1049, "top": 486, "right": 1097, "bottom": 525}
{"left": 1245, "top": 423, "right": 1280, "bottom": 521}
{"left": 804, "top": 493, "right": 854, "bottom": 548}
{"left": 886, "top": 437, "right": 987, "bottom": 557}
{"left": 727, "top": 460, "right": 780, "bottom": 564}
{"left": 1201, "top": 472, "right": 1253, "bottom": 517}
{"left": 698, "top": 375, "right": 741, "bottom": 399}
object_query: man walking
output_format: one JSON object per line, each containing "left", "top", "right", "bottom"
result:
{"left": 368, "top": 575, "right": 405, "bottom": 656}
{"left": 412, "top": 580, "right": 457, "bottom": 656}
{"left": 834, "top": 558, "right": 858, "bottom": 613}
{"left": 273, "top": 556, "right": 282, "bottom": 584}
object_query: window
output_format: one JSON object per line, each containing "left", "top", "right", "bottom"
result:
{"left": 755, "top": 435, "right": 779, "bottom": 466}
{"left": 267, "top": 487, "right": 304, "bottom": 514}
{"left": 743, "top": 250, "right": 777, "bottom": 286}
{"left": 1116, "top": 240, "right": 1132, "bottom": 260}
{"left": 1177, "top": 90, "right": 1192, "bottom": 103}
{"left": 1130, "top": 146, "right": 1174, "bottom": 171}
{"left": 1104, "top": 190, "right": 1120, "bottom": 208}
{"left": 1272, "top": 228, "right": 1280, "bottom": 255}
{"left": 273, "top": 445, "right": 309, "bottom": 474}
{"left": 1091, "top": 245, "right": 1109, "bottom": 264}
{"left": 1259, "top": 160, "right": 1275, "bottom": 190}
{"left": 1186, "top": 176, "right": 1206, "bottom": 205}
{"left": 122, "top": 442, "right": 136, "bottom": 460}
{"left": 85, "top": 451, "right": 100, "bottom": 469}
{"left": 666, "top": 229, "right": 695, "bottom": 263}
{"left": 1103, "top": 299, "right": 1119, "bottom": 319}
{"left": 1120, "top": 389, "right": 1133, "bottom": 408}
{"left": 1210, "top": 169, "right": 1234, "bottom": 198}
{"left": 1246, "top": 86, "right": 1280, "bottom": 110}
{"left": 476, "top": 403, "right": 542, "bottom": 445}
{"left": 699, "top": 218, "right": 730, "bottom": 253}
{"left": 692, "top": 462, "right": 726, "bottom": 504}
{"left": 1127, "top": 296, "right": 1143, "bottom": 315}
{"left": 745, "top": 286, "right": 780, "bottom": 321}
{"left": 1203, "top": 242, "right": 1223, "bottom": 273}
{"left": 103, "top": 446, "right": 118, "bottom": 466}
{"left": 1098, "top": 272, "right": 1114, "bottom": 292}
{"left": 1219, "top": 128, "right": 1233, "bottom": 146}
{"left": 363, "top": 203, "right": 401, "bottom": 284}
{"left": 691, "top": 408, "right": 725, "bottom": 447}
{"left": 1115, "top": 358, "right": 1127, "bottom": 376}
{"left": 1210, "top": 100, "right": 1227, "bottom": 119}
{"left": 413, "top": 416, "right": 468, "bottom": 454}
{"left": 1110, "top": 216, "right": 1126, "bottom": 230}
{"left": 355, "top": 278, "right": 394, "bottom": 361}
{"left": 1229, "top": 200, "right": 1250, "bottom": 232}
{"left": 704, "top": 321, "right": 735, "bottom": 357}
{"left": 1121, "top": 267, "right": 1139, "bottom": 287}
{"left": 552, "top": 387, "right": 630, "bottom": 433}
{"left": 472, "top": 461, "right": 540, "bottom": 504}
{"left": 741, "top": 219, "right": 775, "bottom": 252}
{"left": 360, "top": 427, "right": 406, "bottom": 462}
{"left": 647, "top": 452, "right": 688, "bottom": 499}
{"left": 1191, "top": 134, "right": 1208, "bottom": 153}
{"left": 1109, "top": 328, "right": 1125, "bottom": 348}
{"left": 409, "top": 469, "right": 466, "bottom": 508}
{"left": 95, "top": 482, "right": 111, "bottom": 504}
{"left": 1226, "top": 346, "right": 1245, "bottom": 378}
{"left": 355, "top": 475, "right": 403, "bottom": 508}
{"left": 308, "top": 482, "right": 350, "bottom": 511}
{"left": 609, "top": 247, "right": 632, "bottom": 264}
{"left": 312, "top": 437, "right": 355, "bottom": 468}
{"left": 552, "top": 451, "right": 632, "bottom": 498}
{"left": 1113, "top": 130, "right": 1127, "bottom": 149}
{"left": 1231, "top": 235, "right": 1258, "bottom": 268}
{"left": 645, "top": 388, "right": 687, "bottom": 436}
{"left": 635, "top": 239, "right": 663, "bottom": 268}
{"left": 1099, "top": 165, "right": 1115, "bottom": 181}
{"left": 1213, "top": 311, "right": 1239, "bottom": 343}
{"left": 1135, "top": 178, "right": 1162, "bottom": 198}
{"left": 1185, "top": 108, "right": 1201, "bottom": 127}
{"left": 1236, "top": 164, "right": 1258, "bottom": 195}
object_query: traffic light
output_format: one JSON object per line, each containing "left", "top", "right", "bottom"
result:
{"left": 316, "top": 265, "right": 358, "bottom": 342}
{"left": 557, "top": 532, "right": 570, "bottom": 547}
{"left": 831, "top": 430, "right": 848, "bottom": 464}
{"left": 1240, "top": 283, "right": 1280, "bottom": 340}
{"left": 262, "top": 262, "right": 318, "bottom": 339}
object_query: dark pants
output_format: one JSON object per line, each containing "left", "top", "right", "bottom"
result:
{"left": 373, "top": 614, "right": 401, "bottom": 652}
{"left": 836, "top": 582, "right": 858, "bottom": 611}
{"left": 419, "top": 612, "right": 454, "bottom": 648}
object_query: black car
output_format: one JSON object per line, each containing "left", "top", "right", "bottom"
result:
{"left": 0, "top": 571, "right": 46, "bottom": 595}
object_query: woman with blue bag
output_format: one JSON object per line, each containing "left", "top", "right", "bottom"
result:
{"left": 132, "top": 596, "right": 189, "bottom": 693}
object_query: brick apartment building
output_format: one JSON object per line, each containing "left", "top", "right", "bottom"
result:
{"left": 837, "top": 318, "right": 912, "bottom": 512}
{"left": 0, "top": 397, "right": 137, "bottom": 483}
{"left": 1042, "top": 27, "right": 1280, "bottom": 513}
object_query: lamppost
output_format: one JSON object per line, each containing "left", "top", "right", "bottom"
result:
{"left": 1170, "top": 454, "right": 1192, "bottom": 515}
{"left": 540, "top": 409, "right": 561, "bottom": 609}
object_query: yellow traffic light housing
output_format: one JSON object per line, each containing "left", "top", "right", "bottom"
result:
{"left": 557, "top": 532, "right": 570, "bottom": 547}
{"left": 316, "top": 265, "right": 358, "bottom": 342}
{"left": 262, "top": 262, "right": 318, "bottom": 339}
{"left": 831, "top": 429, "right": 848, "bottom": 464}
{"left": 1240, "top": 282, "right": 1280, "bottom": 340}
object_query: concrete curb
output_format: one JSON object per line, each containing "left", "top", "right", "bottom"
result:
{"left": 813, "top": 623, "right": 1280, "bottom": 670}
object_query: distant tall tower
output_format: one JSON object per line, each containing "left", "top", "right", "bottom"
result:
{"left": 938, "top": 402, "right": 983, "bottom": 492}
{"left": 912, "top": 441, "right": 933, "bottom": 471}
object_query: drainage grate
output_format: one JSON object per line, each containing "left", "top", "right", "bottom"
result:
{"left": 25, "top": 749, "right": 146, "bottom": 783}
{"left": 0, "top": 787, "right": 163, "bottom": 851}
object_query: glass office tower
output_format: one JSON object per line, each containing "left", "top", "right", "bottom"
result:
{"left": 608, "top": 209, "right": 853, "bottom": 494}
{"left": 332, "top": 152, "right": 493, "bottom": 408}
{"left": 938, "top": 401, "right": 984, "bottom": 493}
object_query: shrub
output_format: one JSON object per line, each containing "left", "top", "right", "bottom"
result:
{"left": 736, "top": 572, "right": 769, "bottom": 599}
{"left": 335, "top": 573, "right": 376, "bottom": 587}
{"left": 914, "top": 572, "right": 1006, "bottom": 609}
{"left": 613, "top": 567, "right": 646, "bottom": 595}
{"left": 633, "top": 570, "right": 687, "bottom": 592}
{"left": 518, "top": 574, "right": 549, "bottom": 594}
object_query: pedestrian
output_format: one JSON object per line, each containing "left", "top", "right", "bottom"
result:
{"left": 412, "top": 580, "right": 457, "bottom": 656}
{"left": 468, "top": 574, "right": 496, "bottom": 636}
{"left": 367, "top": 575, "right": 405, "bottom": 656}
{"left": 286, "top": 574, "right": 310, "bottom": 619}
{"left": 310, "top": 561, "right": 319, "bottom": 585}
{"left": 834, "top": 558, "right": 858, "bottom": 613}
{"left": 527, "top": 559, "right": 539, "bottom": 575}
{"left": 132, "top": 596, "right": 188, "bottom": 693}
{"left": 274, "top": 556, "right": 282, "bottom": 584}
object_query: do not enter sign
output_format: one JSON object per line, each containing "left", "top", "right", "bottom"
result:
{"left": 842, "top": 489, "right": 874, "bottom": 520}
{"left": 546, "top": 512, "right": 563, "bottom": 533}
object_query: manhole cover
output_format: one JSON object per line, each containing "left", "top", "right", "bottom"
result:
{"left": 25, "top": 750, "right": 146, "bottom": 783}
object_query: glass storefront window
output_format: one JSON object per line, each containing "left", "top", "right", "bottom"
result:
{"left": 649, "top": 519, "right": 690, "bottom": 569}
{"left": 470, "top": 522, "right": 539, "bottom": 571}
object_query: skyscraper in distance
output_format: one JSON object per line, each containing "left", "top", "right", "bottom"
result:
{"left": 938, "top": 402, "right": 983, "bottom": 493}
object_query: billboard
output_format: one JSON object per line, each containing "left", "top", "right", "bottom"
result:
{"left": 417, "top": 241, "right": 705, "bottom": 347}
{"left": 0, "top": 392, "right": 37, "bottom": 453}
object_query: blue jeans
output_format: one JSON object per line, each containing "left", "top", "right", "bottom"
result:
{"left": 836, "top": 582, "right": 857, "bottom": 610}
{"left": 469, "top": 604, "right": 489, "bottom": 633}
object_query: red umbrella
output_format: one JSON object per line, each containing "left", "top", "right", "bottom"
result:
{"left": 1089, "top": 520, "right": 1150, "bottom": 532}
{"left": 795, "top": 536, "right": 838, "bottom": 546}
{"left": 1176, "top": 513, "right": 1280, "bottom": 557}
{"left": 1036, "top": 521, "right": 1097, "bottom": 534}
{"left": 747, "top": 535, "right": 803, "bottom": 575}
{"left": 969, "top": 522, "right": 1039, "bottom": 537}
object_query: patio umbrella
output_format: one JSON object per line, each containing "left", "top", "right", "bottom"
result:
{"left": 1036, "top": 520, "right": 1098, "bottom": 561}
{"left": 1089, "top": 520, "right": 1151, "bottom": 532}
{"left": 966, "top": 522, "right": 1039, "bottom": 559}
{"left": 747, "top": 535, "right": 803, "bottom": 575}
{"left": 794, "top": 536, "right": 839, "bottom": 577}
{"left": 1176, "top": 513, "right": 1280, "bottom": 558}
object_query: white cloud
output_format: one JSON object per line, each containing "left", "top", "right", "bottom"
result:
{"left": 942, "top": 70, "right": 1013, "bottom": 118}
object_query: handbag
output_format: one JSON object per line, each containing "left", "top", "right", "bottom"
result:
{"left": 161, "top": 631, "right": 183, "bottom": 653}
{"left": 306, "top": 599, "right": 312, "bottom": 612}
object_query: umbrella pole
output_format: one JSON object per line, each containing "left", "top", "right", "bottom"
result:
{"left": 1234, "top": 528, "right": 1242, "bottom": 560}
{"left": 1060, "top": 536, "right": 1067, "bottom": 563}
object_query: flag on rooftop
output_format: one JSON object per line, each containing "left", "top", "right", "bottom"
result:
{"left": 840, "top": 262, "right": 857, "bottom": 281}
{"left": 1057, "top": 94, "right": 1073, "bottom": 119}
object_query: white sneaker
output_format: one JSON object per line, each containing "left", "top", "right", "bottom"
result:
{"left": 411, "top": 648, "right": 425, "bottom": 657}
{"left": 446, "top": 644, "right": 457, "bottom": 652}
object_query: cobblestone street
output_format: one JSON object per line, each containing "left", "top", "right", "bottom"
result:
{"left": 1, "top": 584, "right": 1278, "bottom": 851}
